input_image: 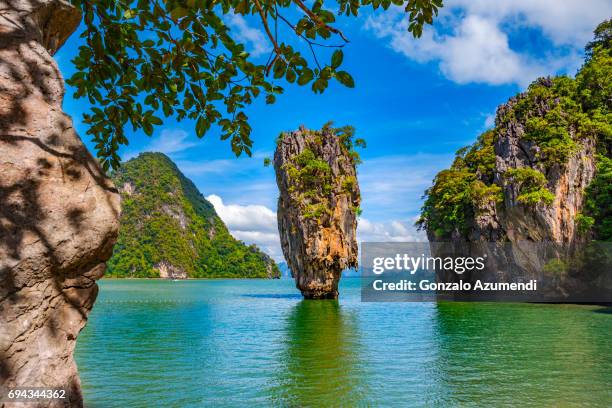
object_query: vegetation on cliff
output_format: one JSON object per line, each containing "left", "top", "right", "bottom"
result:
{"left": 273, "top": 124, "right": 361, "bottom": 298}
{"left": 580, "top": 155, "right": 612, "bottom": 239}
{"left": 107, "top": 152, "right": 280, "bottom": 278}
{"left": 418, "top": 20, "right": 611, "bottom": 241}
{"left": 416, "top": 130, "right": 502, "bottom": 238}
{"left": 277, "top": 123, "right": 364, "bottom": 222}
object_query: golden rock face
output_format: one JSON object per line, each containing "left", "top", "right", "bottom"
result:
{"left": 274, "top": 127, "right": 360, "bottom": 299}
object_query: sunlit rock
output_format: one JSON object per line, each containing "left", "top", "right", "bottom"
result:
{"left": 274, "top": 125, "right": 361, "bottom": 299}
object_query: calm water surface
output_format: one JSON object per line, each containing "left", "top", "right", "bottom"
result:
{"left": 75, "top": 279, "right": 612, "bottom": 407}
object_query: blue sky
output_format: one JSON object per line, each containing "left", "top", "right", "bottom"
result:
{"left": 56, "top": 0, "right": 611, "bottom": 260}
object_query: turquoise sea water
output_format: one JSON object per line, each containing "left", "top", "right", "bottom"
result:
{"left": 75, "top": 279, "right": 612, "bottom": 407}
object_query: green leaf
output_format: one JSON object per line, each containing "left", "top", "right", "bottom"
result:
{"left": 273, "top": 60, "right": 287, "bottom": 79}
{"left": 143, "top": 122, "right": 153, "bottom": 136}
{"left": 196, "top": 116, "right": 208, "bottom": 137}
{"left": 297, "top": 69, "right": 314, "bottom": 85}
{"left": 123, "top": 9, "right": 137, "bottom": 19}
{"left": 335, "top": 71, "right": 355, "bottom": 88}
{"left": 286, "top": 69, "right": 296, "bottom": 83}
{"left": 331, "top": 49, "right": 343, "bottom": 69}
{"left": 170, "top": 7, "right": 188, "bottom": 20}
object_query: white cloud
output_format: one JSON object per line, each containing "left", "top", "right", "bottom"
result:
{"left": 365, "top": 0, "right": 611, "bottom": 86}
{"left": 358, "top": 217, "right": 426, "bottom": 242}
{"left": 148, "top": 129, "right": 196, "bottom": 154}
{"left": 226, "top": 14, "right": 272, "bottom": 58}
{"left": 206, "top": 194, "right": 277, "bottom": 233}
{"left": 176, "top": 158, "right": 238, "bottom": 175}
{"left": 437, "top": 15, "right": 543, "bottom": 85}
{"left": 206, "top": 194, "right": 283, "bottom": 260}
{"left": 450, "top": 0, "right": 611, "bottom": 45}
{"left": 358, "top": 153, "right": 454, "bottom": 219}
{"left": 122, "top": 129, "right": 196, "bottom": 160}
{"left": 484, "top": 112, "right": 496, "bottom": 129}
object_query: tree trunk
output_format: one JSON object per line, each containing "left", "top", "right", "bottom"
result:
{"left": 0, "top": 1, "right": 120, "bottom": 407}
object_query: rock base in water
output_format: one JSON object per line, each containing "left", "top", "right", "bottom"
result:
{"left": 303, "top": 290, "right": 340, "bottom": 300}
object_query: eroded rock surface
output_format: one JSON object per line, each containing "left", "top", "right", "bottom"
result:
{"left": 154, "top": 261, "right": 187, "bottom": 279}
{"left": 274, "top": 126, "right": 360, "bottom": 299}
{"left": 0, "top": 1, "right": 120, "bottom": 406}
{"left": 466, "top": 87, "right": 597, "bottom": 245}
{"left": 425, "top": 78, "right": 603, "bottom": 298}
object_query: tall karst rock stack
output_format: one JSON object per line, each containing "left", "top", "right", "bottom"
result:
{"left": 274, "top": 125, "right": 362, "bottom": 299}
{"left": 484, "top": 82, "right": 596, "bottom": 245}
{"left": 0, "top": 1, "right": 120, "bottom": 406}
{"left": 418, "top": 22, "right": 611, "bottom": 300}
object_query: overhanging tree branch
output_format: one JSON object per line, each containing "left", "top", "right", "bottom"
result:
{"left": 293, "top": 0, "right": 349, "bottom": 43}
{"left": 67, "top": 0, "right": 443, "bottom": 169}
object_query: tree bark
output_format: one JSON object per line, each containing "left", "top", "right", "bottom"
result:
{"left": 0, "top": 1, "right": 120, "bottom": 407}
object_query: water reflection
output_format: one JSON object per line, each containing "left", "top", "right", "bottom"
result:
{"left": 78, "top": 297, "right": 213, "bottom": 407}
{"left": 270, "top": 300, "right": 368, "bottom": 407}
{"left": 432, "top": 302, "right": 612, "bottom": 407}
{"left": 76, "top": 281, "right": 612, "bottom": 407}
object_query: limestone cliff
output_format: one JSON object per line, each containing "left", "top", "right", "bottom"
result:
{"left": 274, "top": 125, "right": 361, "bottom": 299}
{"left": 418, "top": 23, "right": 611, "bottom": 299}
{"left": 465, "top": 81, "right": 597, "bottom": 245}
{"left": 0, "top": 1, "right": 120, "bottom": 407}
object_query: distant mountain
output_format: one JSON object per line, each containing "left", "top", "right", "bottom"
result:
{"left": 107, "top": 152, "right": 280, "bottom": 279}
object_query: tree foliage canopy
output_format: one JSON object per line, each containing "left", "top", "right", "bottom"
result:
{"left": 67, "top": 0, "right": 442, "bottom": 170}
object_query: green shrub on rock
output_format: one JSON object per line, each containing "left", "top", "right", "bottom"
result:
{"left": 418, "top": 20, "right": 611, "bottom": 240}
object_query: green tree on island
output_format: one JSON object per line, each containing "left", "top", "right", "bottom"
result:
{"left": 417, "top": 19, "right": 611, "bottom": 241}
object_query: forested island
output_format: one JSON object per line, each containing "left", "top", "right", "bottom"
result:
{"left": 273, "top": 124, "right": 362, "bottom": 298}
{"left": 418, "top": 22, "right": 610, "bottom": 241}
{"left": 108, "top": 152, "right": 280, "bottom": 279}
{"left": 417, "top": 20, "right": 611, "bottom": 299}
